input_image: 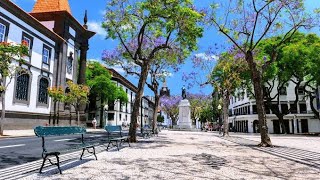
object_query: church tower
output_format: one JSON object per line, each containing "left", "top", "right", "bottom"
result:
{"left": 32, "top": 0, "right": 72, "bottom": 14}
{"left": 30, "top": 0, "right": 95, "bottom": 86}
{"left": 160, "top": 79, "right": 170, "bottom": 97}
{"left": 30, "top": 0, "right": 95, "bottom": 125}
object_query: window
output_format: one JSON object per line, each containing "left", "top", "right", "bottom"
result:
{"left": 21, "top": 32, "right": 33, "bottom": 61}
{"left": 299, "top": 103, "right": 307, "bottom": 113}
{"left": 15, "top": 73, "right": 30, "bottom": 101}
{"left": 281, "top": 104, "right": 288, "bottom": 113}
{"left": 290, "top": 103, "right": 297, "bottom": 113}
{"left": 108, "top": 113, "right": 114, "bottom": 121}
{"left": 0, "top": 23, "right": 5, "bottom": 42}
{"left": 252, "top": 105, "right": 257, "bottom": 114}
{"left": 42, "top": 47, "right": 50, "bottom": 64}
{"left": 0, "top": 19, "right": 9, "bottom": 42}
{"left": 108, "top": 102, "right": 115, "bottom": 110}
{"left": 298, "top": 86, "right": 304, "bottom": 95}
{"left": 279, "top": 87, "right": 287, "bottom": 95}
{"left": 67, "top": 52, "right": 73, "bottom": 74}
{"left": 38, "top": 78, "right": 49, "bottom": 104}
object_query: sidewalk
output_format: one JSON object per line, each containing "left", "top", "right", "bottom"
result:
{"left": 0, "top": 128, "right": 104, "bottom": 138}
{"left": 21, "top": 130, "right": 319, "bottom": 180}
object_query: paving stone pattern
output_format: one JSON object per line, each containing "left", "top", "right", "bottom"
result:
{"left": 19, "top": 131, "right": 320, "bottom": 180}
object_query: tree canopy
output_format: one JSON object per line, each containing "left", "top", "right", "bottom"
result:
{"left": 102, "top": 0, "right": 204, "bottom": 142}
{"left": 86, "top": 61, "right": 128, "bottom": 103}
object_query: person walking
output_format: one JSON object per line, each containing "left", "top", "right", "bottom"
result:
{"left": 92, "top": 118, "right": 97, "bottom": 129}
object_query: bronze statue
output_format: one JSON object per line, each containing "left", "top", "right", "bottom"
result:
{"left": 182, "top": 86, "right": 186, "bottom": 99}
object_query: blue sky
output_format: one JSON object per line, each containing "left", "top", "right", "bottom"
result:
{"left": 12, "top": 0, "right": 320, "bottom": 97}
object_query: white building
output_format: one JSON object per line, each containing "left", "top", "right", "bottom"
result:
{"left": 0, "top": 0, "right": 95, "bottom": 129}
{"left": 0, "top": 1, "right": 62, "bottom": 129}
{"left": 228, "top": 80, "right": 320, "bottom": 134}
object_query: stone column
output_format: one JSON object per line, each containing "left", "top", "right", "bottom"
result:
{"left": 78, "top": 43, "right": 88, "bottom": 84}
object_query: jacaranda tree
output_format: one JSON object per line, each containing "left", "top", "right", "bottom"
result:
{"left": 208, "top": 0, "right": 318, "bottom": 146}
{"left": 160, "top": 95, "right": 182, "bottom": 127}
{"left": 102, "top": 0, "right": 203, "bottom": 142}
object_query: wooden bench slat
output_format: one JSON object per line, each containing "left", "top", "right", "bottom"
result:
{"left": 34, "top": 126, "right": 86, "bottom": 137}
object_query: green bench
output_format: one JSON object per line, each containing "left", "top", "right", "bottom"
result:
{"left": 34, "top": 126, "right": 98, "bottom": 174}
{"left": 105, "top": 125, "right": 130, "bottom": 151}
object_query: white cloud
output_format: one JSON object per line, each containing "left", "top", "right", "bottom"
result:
{"left": 99, "top": 10, "right": 106, "bottom": 16}
{"left": 87, "top": 21, "right": 107, "bottom": 38}
{"left": 195, "top": 53, "right": 219, "bottom": 61}
{"left": 87, "top": 58, "right": 102, "bottom": 63}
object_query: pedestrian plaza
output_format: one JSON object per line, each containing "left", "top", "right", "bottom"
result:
{"left": 21, "top": 130, "right": 319, "bottom": 180}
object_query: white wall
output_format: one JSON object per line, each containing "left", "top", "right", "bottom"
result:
{"left": 309, "top": 119, "right": 320, "bottom": 133}
{"left": 0, "top": 7, "right": 55, "bottom": 114}
{"left": 106, "top": 81, "right": 135, "bottom": 126}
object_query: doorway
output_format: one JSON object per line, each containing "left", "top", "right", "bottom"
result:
{"left": 273, "top": 120, "right": 280, "bottom": 134}
{"left": 253, "top": 120, "right": 259, "bottom": 133}
{"left": 301, "top": 119, "right": 309, "bottom": 133}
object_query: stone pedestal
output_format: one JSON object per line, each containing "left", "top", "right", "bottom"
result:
{"left": 178, "top": 99, "right": 192, "bottom": 129}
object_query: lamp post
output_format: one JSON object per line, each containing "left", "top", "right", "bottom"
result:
{"left": 217, "top": 104, "right": 222, "bottom": 134}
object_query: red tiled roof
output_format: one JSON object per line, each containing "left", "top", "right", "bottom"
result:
{"left": 32, "top": 0, "right": 72, "bottom": 14}
{"left": 1, "top": 0, "right": 65, "bottom": 43}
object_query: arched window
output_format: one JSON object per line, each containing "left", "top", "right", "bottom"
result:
{"left": 15, "top": 73, "right": 30, "bottom": 101}
{"left": 38, "top": 78, "right": 49, "bottom": 104}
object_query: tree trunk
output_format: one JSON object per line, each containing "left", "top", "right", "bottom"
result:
{"left": 0, "top": 91, "right": 5, "bottom": 136}
{"left": 278, "top": 115, "right": 287, "bottom": 134}
{"left": 223, "top": 90, "right": 230, "bottom": 136}
{"left": 246, "top": 51, "right": 272, "bottom": 147}
{"left": 152, "top": 94, "right": 160, "bottom": 133}
{"left": 53, "top": 101, "right": 57, "bottom": 126}
{"left": 266, "top": 101, "right": 287, "bottom": 134}
{"left": 77, "top": 108, "right": 80, "bottom": 126}
{"left": 57, "top": 102, "right": 60, "bottom": 126}
{"left": 309, "top": 93, "right": 319, "bottom": 119}
{"left": 100, "top": 99, "right": 105, "bottom": 128}
{"left": 129, "top": 63, "right": 149, "bottom": 142}
{"left": 69, "top": 109, "right": 72, "bottom": 126}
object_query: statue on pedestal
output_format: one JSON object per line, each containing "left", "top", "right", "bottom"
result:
{"left": 182, "top": 86, "right": 187, "bottom": 99}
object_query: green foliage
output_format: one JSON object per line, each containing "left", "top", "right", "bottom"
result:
{"left": 48, "top": 86, "right": 65, "bottom": 103}
{"left": 86, "top": 61, "right": 128, "bottom": 103}
{"left": 157, "top": 115, "right": 164, "bottom": 123}
{"left": 64, "top": 81, "right": 90, "bottom": 108}
{"left": 259, "top": 32, "right": 320, "bottom": 84}
{"left": 0, "top": 42, "right": 28, "bottom": 91}
{"left": 103, "top": 0, "right": 204, "bottom": 64}
{"left": 199, "top": 105, "right": 215, "bottom": 123}
{"left": 0, "top": 42, "right": 28, "bottom": 75}
{"left": 211, "top": 52, "right": 248, "bottom": 95}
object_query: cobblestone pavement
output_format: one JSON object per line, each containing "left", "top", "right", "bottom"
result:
{"left": 18, "top": 130, "right": 320, "bottom": 180}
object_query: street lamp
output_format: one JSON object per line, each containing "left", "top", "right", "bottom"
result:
{"left": 217, "top": 104, "right": 222, "bottom": 134}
